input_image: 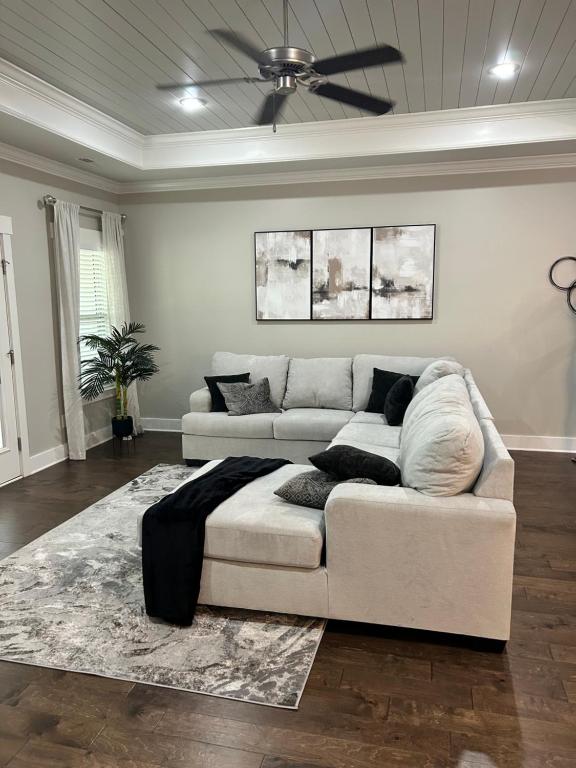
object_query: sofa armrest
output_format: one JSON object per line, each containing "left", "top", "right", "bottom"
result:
{"left": 324, "top": 484, "right": 516, "bottom": 639}
{"left": 189, "top": 387, "right": 212, "bottom": 413}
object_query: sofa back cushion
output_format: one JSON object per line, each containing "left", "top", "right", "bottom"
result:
{"left": 353, "top": 354, "right": 441, "bottom": 411}
{"left": 283, "top": 357, "right": 353, "bottom": 410}
{"left": 399, "top": 374, "right": 484, "bottom": 496}
{"left": 414, "top": 359, "right": 465, "bottom": 395}
{"left": 212, "top": 352, "right": 289, "bottom": 408}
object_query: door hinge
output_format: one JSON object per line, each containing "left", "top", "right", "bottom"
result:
{"left": 8, "top": 349, "right": 15, "bottom": 366}
{"left": 17, "top": 437, "right": 22, "bottom": 452}
{"left": 1, "top": 258, "right": 8, "bottom": 274}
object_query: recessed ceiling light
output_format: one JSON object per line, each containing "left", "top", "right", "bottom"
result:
{"left": 179, "top": 96, "right": 207, "bottom": 113}
{"left": 488, "top": 61, "right": 520, "bottom": 79}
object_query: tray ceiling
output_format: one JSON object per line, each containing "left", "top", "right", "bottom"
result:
{"left": 0, "top": 0, "right": 575, "bottom": 135}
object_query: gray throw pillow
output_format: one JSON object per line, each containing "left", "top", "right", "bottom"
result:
{"left": 274, "top": 469, "right": 376, "bottom": 510}
{"left": 217, "top": 377, "right": 281, "bottom": 416}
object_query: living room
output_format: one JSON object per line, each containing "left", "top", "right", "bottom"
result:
{"left": 0, "top": 1, "right": 575, "bottom": 766}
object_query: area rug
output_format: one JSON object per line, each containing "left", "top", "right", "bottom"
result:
{"left": 0, "top": 464, "right": 325, "bottom": 709}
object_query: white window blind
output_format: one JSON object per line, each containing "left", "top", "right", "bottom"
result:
{"left": 79, "top": 227, "right": 111, "bottom": 364}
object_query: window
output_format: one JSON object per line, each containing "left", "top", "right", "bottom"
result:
{"left": 79, "top": 227, "right": 111, "bottom": 365}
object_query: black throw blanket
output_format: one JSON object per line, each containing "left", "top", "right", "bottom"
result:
{"left": 142, "top": 456, "right": 290, "bottom": 626}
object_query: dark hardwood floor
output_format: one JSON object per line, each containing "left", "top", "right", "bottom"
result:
{"left": 0, "top": 433, "right": 574, "bottom": 767}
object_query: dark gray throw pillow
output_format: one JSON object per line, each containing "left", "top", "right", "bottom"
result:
{"left": 274, "top": 469, "right": 377, "bottom": 510}
{"left": 205, "top": 373, "right": 250, "bottom": 412}
{"left": 384, "top": 375, "right": 414, "bottom": 426}
{"left": 217, "top": 377, "right": 280, "bottom": 416}
{"left": 366, "top": 368, "right": 420, "bottom": 413}
{"left": 309, "top": 444, "right": 401, "bottom": 486}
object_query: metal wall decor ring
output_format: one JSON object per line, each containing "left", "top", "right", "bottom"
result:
{"left": 549, "top": 256, "right": 576, "bottom": 315}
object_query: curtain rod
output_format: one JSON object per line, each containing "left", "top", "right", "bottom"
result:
{"left": 42, "top": 195, "right": 127, "bottom": 223}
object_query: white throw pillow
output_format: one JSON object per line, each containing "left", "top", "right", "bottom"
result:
{"left": 283, "top": 357, "right": 353, "bottom": 410}
{"left": 399, "top": 375, "right": 484, "bottom": 496}
{"left": 414, "top": 359, "right": 465, "bottom": 394}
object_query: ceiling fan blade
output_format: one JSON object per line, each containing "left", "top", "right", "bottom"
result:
{"left": 313, "top": 82, "right": 393, "bottom": 115}
{"left": 157, "top": 77, "right": 265, "bottom": 91}
{"left": 314, "top": 45, "right": 403, "bottom": 75}
{"left": 210, "top": 29, "right": 264, "bottom": 64}
{"left": 256, "top": 92, "right": 288, "bottom": 125}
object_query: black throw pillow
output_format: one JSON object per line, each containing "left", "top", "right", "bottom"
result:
{"left": 309, "top": 445, "right": 401, "bottom": 486}
{"left": 366, "top": 368, "right": 419, "bottom": 413}
{"left": 384, "top": 375, "right": 414, "bottom": 426}
{"left": 205, "top": 373, "right": 250, "bottom": 412}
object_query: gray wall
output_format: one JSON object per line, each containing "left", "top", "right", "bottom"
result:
{"left": 0, "top": 161, "right": 118, "bottom": 457}
{"left": 125, "top": 172, "right": 576, "bottom": 439}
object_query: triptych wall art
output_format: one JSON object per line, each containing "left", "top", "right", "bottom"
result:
{"left": 255, "top": 225, "right": 435, "bottom": 321}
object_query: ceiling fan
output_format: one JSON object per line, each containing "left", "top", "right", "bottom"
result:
{"left": 157, "top": 0, "right": 404, "bottom": 129}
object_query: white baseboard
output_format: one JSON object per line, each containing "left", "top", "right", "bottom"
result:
{"left": 502, "top": 434, "right": 576, "bottom": 453}
{"left": 27, "top": 443, "right": 69, "bottom": 475}
{"left": 26, "top": 425, "right": 113, "bottom": 476}
{"left": 141, "top": 417, "right": 181, "bottom": 433}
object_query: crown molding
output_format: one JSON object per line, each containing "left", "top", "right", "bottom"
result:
{"left": 0, "top": 140, "right": 122, "bottom": 194}
{"left": 1, "top": 138, "right": 576, "bottom": 196}
{"left": 1, "top": 56, "right": 576, "bottom": 195}
{"left": 143, "top": 98, "right": 576, "bottom": 170}
{"left": 120, "top": 152, "right": 576, "bottom": 193}
{"left": 0, "top": 58, "right": 142, "bottom": 166}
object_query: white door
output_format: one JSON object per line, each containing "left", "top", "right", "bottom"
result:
{"left": 0, "top": 237, "right": 20, "bottom": 485}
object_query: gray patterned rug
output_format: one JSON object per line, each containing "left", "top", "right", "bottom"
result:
{"left": 0, "top": 464, "right": 325, "bottom": 708}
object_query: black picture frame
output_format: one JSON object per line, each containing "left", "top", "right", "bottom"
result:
{"left": 254, "top": 223, "right": 436, "bottom": 322}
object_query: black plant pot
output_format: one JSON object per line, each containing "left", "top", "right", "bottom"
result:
{"left": 112, "top": 416, "right": 133, "bottom": 439}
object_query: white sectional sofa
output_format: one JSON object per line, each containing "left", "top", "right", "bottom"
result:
{"left": 177, "top": 352, "right": 516, "bottom": 643}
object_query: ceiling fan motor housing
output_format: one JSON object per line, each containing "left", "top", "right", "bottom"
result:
{"left": 259, "top": 46, "right": 315, "bottom": 93}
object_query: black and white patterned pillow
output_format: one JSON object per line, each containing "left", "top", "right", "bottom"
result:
{"left": 274, "top": 470, "right": 376, "bottom": 510}
{"left": 217, "top": 377, "right": 281, "bottom": 416}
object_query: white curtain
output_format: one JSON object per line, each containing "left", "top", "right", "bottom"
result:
{"left": 102, "top": 211, "right": 142, "bottom": 433}
{"left": 54, "top": 201, "right": 86, "bottom": 460}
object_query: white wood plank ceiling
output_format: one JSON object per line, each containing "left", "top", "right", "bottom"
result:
{"left": 0, "top": 0, "right": 574, "bottom": 134}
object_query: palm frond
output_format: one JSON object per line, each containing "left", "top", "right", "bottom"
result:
{"left": 78, "top": 321, "right": 159, "bottom": 399}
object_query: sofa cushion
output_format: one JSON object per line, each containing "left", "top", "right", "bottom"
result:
{"left": 384, "top": 375, "right": 414, "bottom": 426}
{"left": 350, "top": 411, "right": 388, "bottom": 425}
{"left": 399, "top": 375, "right": 484, "bottom": 496}
{"left": 217, "top": 378, "right": 280, "bottom": 416}
{"left": 212, "top": 352, "right": 289, "bottom": 408}
{"left": 283, "top": 357, "right": 352, "bottom": 410}
{"left": 336, "top": 422, "right": 402, "bottom": 449}
{"left": 205, "top": 373, "right": 250, "bottom": 412}
{"left": 309, "top": 444, "right": 400, "bottom": 486}
{"left": 366, "top": 368, "right": 419, "bottom": 413}
{"left": 182, "top": 411, "right": 279, "bottom": 439}
{"left": 274, "top": 408, "right": 354, "bottom": 441}
{"left": 199, "top": 462, "right": 325, "bottom": 568}
{"left": 329, "top": 437, "right": 400, "bottom": 464}
{"left": 353, "top": 354, "right": 441, "bottom": 411}
{"left": 274, "top": 469, "right": 376, "bottom": 510}
{"left": 414, "top": 359, "right": 465, "bottom": 395}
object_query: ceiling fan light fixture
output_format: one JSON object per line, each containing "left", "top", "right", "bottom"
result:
{"left": 488, "top": 61, "right": 520, "bottom": 79}
{"left": 179, "top": 96, "right": 207, "bottom": 112}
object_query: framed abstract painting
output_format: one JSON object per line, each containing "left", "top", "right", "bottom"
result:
{"left": 255, "top": 230, "right": 311, "bottom": 319}
{"left": 255, "top": 224, "right": 435, "bottom": 321}
{"left": 371, "top": 225, "right": 435, "bottom": 320}
{"left": 312, "top": 228, "right": 371, "bottom": 320}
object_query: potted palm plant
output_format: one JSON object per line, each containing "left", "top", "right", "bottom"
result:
{"left": 79, "top": 322, "right": 159, "bottom": 439}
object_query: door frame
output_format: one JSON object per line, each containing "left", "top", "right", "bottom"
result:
{"left": 0, "top": 215, "right": 30, "bottom": 480}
